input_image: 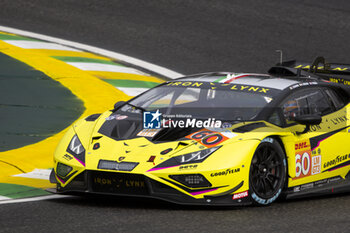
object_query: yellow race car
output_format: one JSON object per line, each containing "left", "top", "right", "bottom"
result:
{"left": 49, "top": 58, "right": 350, "bottom": 206}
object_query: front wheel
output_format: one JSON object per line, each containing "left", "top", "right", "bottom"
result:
{"left": 249, "top": 137, "right": 286, "bottom": 205}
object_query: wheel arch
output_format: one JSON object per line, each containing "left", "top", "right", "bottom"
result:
{"left": 263, "top": 135, "right": 291, "bottom": 187}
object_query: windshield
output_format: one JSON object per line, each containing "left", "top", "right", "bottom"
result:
{"left": 126, "top": 82, "right": 279, "bottom": 121}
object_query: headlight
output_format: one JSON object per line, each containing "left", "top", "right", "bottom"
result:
{"left": 66, "top": 134, "right": 86, "bottom": 166}
{"left": 67, "top": 134, "right": 85, "bottom": 156}
{"left": 174, "top": 146, "right": 220, "bottom": 164}
{"left": 147, "top": 146, "right": 221, "bottom": 172}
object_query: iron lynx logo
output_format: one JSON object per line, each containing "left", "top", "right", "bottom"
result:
{"left": 143, "top": 109, "right": 222, "bottom": 129}
{"left": 143, "top": 110, "right": 162, "bottom": 129}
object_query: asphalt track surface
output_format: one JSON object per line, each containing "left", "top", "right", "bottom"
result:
{"left": 1, "top": 0, "right": 350, "bottom": 232}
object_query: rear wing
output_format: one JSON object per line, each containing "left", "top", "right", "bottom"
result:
{"left": 269, "top": 56, "right": 350, "bottom": 85}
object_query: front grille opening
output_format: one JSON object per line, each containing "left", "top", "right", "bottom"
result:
{"left": 149, "top": 179, "right": 183, "bottom": 195}
{"left": 61, "top": 171, "right": 86, "bottom": 191}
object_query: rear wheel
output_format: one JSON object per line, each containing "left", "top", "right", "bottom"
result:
{"left": 249, "top": 137, "right": 286, "bottom": 205}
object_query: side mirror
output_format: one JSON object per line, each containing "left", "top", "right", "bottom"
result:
{"left": 114, "top": 101, "right": 126, "bottom": 110}
{"left": 294, "top": 114, "right": 322, "bottom": 134}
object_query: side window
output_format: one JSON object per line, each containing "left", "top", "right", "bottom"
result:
{"left": 282, "top": 92, "right": 309, "bottom": 125}
{"left": 281, "top": 88, "right": 332, "bottom": 125}
{"left": 268, "top": 111, "right": 283, "bottom": 126}
{"left": 307, "top": 90, "right": 332, "bottom": 115}
{"left": 324, "top": 88, "right": 345, "bottom": 110}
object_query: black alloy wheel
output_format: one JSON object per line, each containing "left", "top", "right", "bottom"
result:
{"left": 249, "top": 138, "right": 286, "bottom": 205}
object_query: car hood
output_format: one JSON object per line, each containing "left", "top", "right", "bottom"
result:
{"left": 75, "top": 111, "right": 285, "bottom": 172}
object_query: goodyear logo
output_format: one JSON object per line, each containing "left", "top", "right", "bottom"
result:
{"left": 210, "top": 168, "right": 240, "bottom": 177}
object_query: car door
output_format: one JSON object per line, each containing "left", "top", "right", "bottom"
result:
{"left": 278, "top": 86, "right": 350, "bottom": 187}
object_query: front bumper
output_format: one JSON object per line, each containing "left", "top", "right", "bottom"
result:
{"left": 49, "top": 169, "right": 252, "bottom": 206}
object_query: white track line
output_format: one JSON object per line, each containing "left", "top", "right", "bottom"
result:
{"left": 3, "top": 40, "right": 81, "bottom": 51}
{"left": 66, "top": 62, "right": 148, "bottom": 75}
{"left": 0, "top": 25, "right": 183, "bottom": 79}
{"left": 0, "top": 195, "right": 11, "bottom": 201}
{"left": 116, "top": 87, "right": 149, "bottom": 96}
{"left": 0, "top": 195, "right": 73, "bottom": 205}
{"left": 12, "top": 169, "right": 51, "bottom": 180}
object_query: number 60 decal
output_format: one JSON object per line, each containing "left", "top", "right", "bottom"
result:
{"left": 188, "top": 130, "right": 225, "bottom": 147}
{"left": 295, "top": 152, "right": 311, "bottom": 178}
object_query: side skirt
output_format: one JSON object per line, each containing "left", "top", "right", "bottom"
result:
{"left": 286, "top": 173, "right": 350, "bottom": 199}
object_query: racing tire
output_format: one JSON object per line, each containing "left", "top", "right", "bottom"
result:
{"left": 249, "top": 137, "right": 286, "bottom": 205}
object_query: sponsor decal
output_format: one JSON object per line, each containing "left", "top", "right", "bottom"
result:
{"left": 328, "top": 77, "right": 350, "bottom": 85}
{"left": 143, "top": 110, "right": 162, "bottom": 129}
{"left": 115, "top": 114, "right": 128, "bottom": 120}
{"left": 293, "top": 186, "right": 300, "bottom": 192}
{"left": 221, "top": 122, "right": 232, "bottom": 128}
{"left": 314, "top": 179, "right": 328, "bottom": 186}
{"left": 294, "top": 139, "right": 322, "bottom": 179}
{"left": 330, "top": 116, "right": 348, "bottom": 125}
{"left": 289, "top": 81, "right": 318, "bottom": 90}
{"left": 232, "top": 191, "right": 248, "bottom": 200}
{"left": 105, "top": 115, "right": 115, "bottom": 120}
{"left": 300, "top": 183, "right": 314, "bottom": 190}
{"left": 93, "top": 177, "right": 145, "bottom": 188}
{"left": 179, "top": 164, "right": 198, "bottom": 170}
{"left": 295, "top": 64, "right": 348, "bottom": 71}
{"left": 309, "top": 124, "right": 322, "bottom": 132}
{"left": 291, "top": 176, "right": 343, "bottom": 193}
{"left": 166, "top": 81, "right": 271, "bottom": 93}
{"left": 262, "top": 137, "right": 274, "bottom": 143}
{"left": 63, "top": 154, "right": 73, "bottom": 161}
{"left": 143, "top": 110, "right": 222, "bottom": 129}
{"left": 166, "top": 81, "right": 203, "bottom": 87}
{"left": 295, "top": 141, "right": 308, "bottom": 150}
{"left": 329, "top": 176, "right": 342, "bottom": 182}
{"left": 311, "top": 155, "right": 321, "bottom": 175}
{"left": 251, "top": 189, "right": 281, "bottom": 205}
{"left": 211, "top": 168, "right": 240, "bottom": 177}
{"left": 137, "top": 129, "right": 161, "bottom": 137}
{"left": 323, "top": 154, "right": 349, "bottom": 169}
{"left": 187, "top": 128, "right": 236, "bottom": 148}
{"left": 106, "top": 114, "right": 128, "bottom": 121}
{"left": 163, "top": 118, "right": 221, "bottom": 128}
{"left": 230, "top": 84, "right": 269, "bottom": 93}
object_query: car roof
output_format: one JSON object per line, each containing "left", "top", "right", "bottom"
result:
{"left": 175, "top": 72, "right": 310, "bottom": 91}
